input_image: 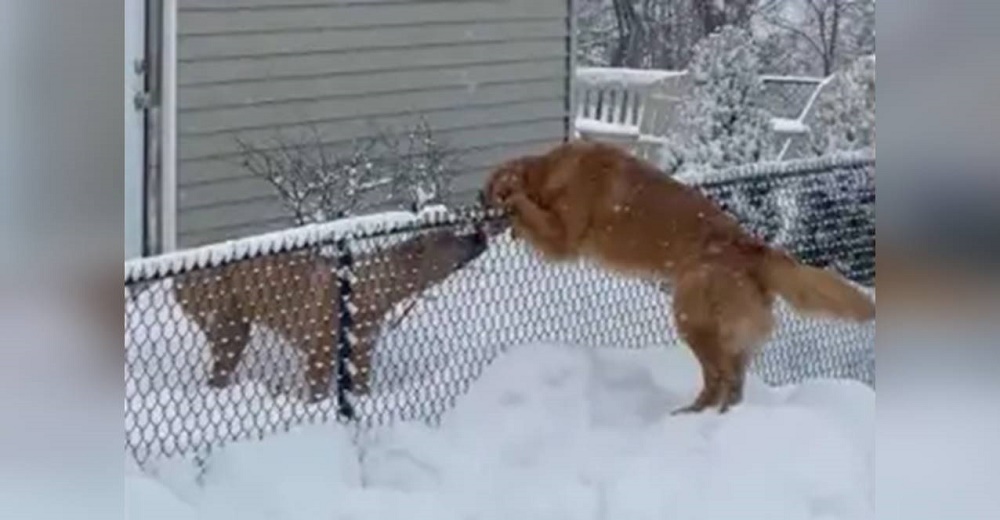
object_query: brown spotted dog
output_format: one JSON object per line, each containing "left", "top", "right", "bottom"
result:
{"left": 482, "top": 140, "right": 875, "bottom": 414}
{"left": 173, "top": 225, "right": 489, "bottom": 402}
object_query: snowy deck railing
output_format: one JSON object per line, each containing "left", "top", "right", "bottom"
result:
{"left": 573, "top": 67, "right": 688, "bottom": 160}
{"left": 573, "top": 67, "right": 832, "bottom": 161}
{"left": 125, "top": 153, "right": 875, "bottom": 465}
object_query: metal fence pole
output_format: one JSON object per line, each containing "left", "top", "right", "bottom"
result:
{"left": 335, "top": 237, "right": 356, "bottom": 421}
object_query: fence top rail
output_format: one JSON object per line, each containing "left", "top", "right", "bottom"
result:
{"left": 124, "top": 204, "right": 504, "bottom": 285}
{"left": 124, "top": 150, "right": 873, "bottom": 286}
{"left": 691, "top": 149, "right": 875, "bottom": 188}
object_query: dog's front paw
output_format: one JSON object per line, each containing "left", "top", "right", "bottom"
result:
{"left": 484, "top": 170, "right": 523, "bottom": 208}
{"left": 505, "top": 191, "right": 534, "bottom": 208}
{"left": 490, "top": 183, "right": 518, "bottom": 209}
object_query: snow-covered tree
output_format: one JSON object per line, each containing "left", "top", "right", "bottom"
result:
{"left": 754, "top": 26, "right": 818, "bottom": 75}
{"left": 757, "top": 0, "right": 875, "bottom": 76}
{"left": 655, "top": 26, "right": 782, "bottom": 245}
{"left": 572, "top": 0, "right": 874, "bottom": 75}
{"left": 659, "top": 25, "right": 776, "bottom": 177}
{"left": 808, "top": 54, "right": 875, "bottom": 156}
{"left": 575, "top": 0, "right": 619, "bottom": 67}
{"left": 574, "top": 0, "right": 761, "bottom": 70}
{"left": 844, "top": 0, "right": 875, "bottom": 61}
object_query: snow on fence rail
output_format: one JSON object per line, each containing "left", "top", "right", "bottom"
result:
{"left": 124, "top": 154, "right": 875, "bottom": 465}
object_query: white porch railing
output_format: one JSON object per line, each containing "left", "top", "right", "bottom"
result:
{"left": 573, "top": 67, "right": 688, "bottom": 160}
{"left": 573, "top": 67, "right": 833, "bottom": 162}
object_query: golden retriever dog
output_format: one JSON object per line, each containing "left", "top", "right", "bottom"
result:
{"left": 173, "top": 225, "right": 488, "bottom": 402}
{"left": 482, "top": 140, "right": 875, "bottom": 413}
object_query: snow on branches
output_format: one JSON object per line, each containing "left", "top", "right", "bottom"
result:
{"left": 659, "top": 25, "right": 777, "bottom": 179}
{"left": 809, "top": 54, "right": 876, "bottom": 157}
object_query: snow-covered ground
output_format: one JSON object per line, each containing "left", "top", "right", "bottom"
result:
{"left": 126, "top": 341, "right": 874, "bottom": 520}
{"left": 125, "top": 232, "right": 672, "bottom": 457}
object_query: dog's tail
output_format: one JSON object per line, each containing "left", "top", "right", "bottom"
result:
{"left": 757, "top": 249, "right": 875, "bottom": 322}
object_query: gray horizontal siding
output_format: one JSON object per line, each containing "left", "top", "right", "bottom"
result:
{"left": 175, "top": 0, "right": 571, "bottom": 248}
{"left": 180, "top": 76, "right": 564, "bottom": 135}
{"left": 179, "top": 59, "right": 565, "bottom": 113}
{"left": 179, "top": 40, "right": 564, "bottom": 85}
{"left": 177, "top": 132, "right": 560, "bottom": 245}
{"left": 181, "top": 219, "right": 296, "bottom": 248}
{"left": 178, "top": 1, "right": 567, "bottom": 34}
{"left": 178, "top": 119, "right": 565, "bottom": 223}
{"left": 177, "top": 137, "right": 557, "bottom": 246}
{"left": 180, "top": 118, "right": 562, "bottom": 187}
{"left": 179, "top": 19, "right": 566, "bottom": 60}
{"left": 180, "top": 135, "right": 559, "bottom": 210}
{"left": 180, "top": 99, "right": 565, "bottom": 160}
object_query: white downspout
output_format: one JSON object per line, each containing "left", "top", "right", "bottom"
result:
{"left": 160, "top": 0, "right": 178, "bottom": 252}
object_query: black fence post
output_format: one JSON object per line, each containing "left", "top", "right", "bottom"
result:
{"left": 335, "top": 236, "right": 356, "bottom": 421}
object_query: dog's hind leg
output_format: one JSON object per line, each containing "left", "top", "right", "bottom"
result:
{"left": 302, "top": 278, "right": 337, "bottom": 403}
{"left": 669, "top": 266, "right": 774, "bottom": 414}
{"left": 716, "top": 291, "right": 773, "bottom": 413}
{"left": 206, "top": 314, "right": 251, "bottom": 389}
{"left": 670, "top": 323, "right": 725, "bottom": 415}
{"left": 718, "top": 350, "right": 751, "bottom": 413}
{"left": 303, "top": 337, "right": 334, "bottom": 403}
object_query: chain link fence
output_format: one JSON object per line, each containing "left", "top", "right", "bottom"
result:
{"left": 125, "top": 153, "right": 875, "bottom": 465}
{"left": 760, "top": 76, "right": 826, "bottom": 120}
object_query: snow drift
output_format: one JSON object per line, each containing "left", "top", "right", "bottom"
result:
{"left": 127, "top": 342, "right": 874, "bottom": 520}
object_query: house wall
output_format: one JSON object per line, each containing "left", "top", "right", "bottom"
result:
{"left": 174, "top": 0, "right": 573, "bottom": 247}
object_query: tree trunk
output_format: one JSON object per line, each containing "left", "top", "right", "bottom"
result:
{"left": 611, "top": 0, "right": 646, "bottom": 68}
{"left": 611, "top": 0, "right": 633, "bottom": 66}
{"left": 694, "top": 0, "right": 728, "bottom": 36}
{"left": 827, "top": 0, "right": 842, "bottom": 76}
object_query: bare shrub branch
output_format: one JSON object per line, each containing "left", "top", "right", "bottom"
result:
{"left": 235, "top": 118, "right": 462, "bottom": 226}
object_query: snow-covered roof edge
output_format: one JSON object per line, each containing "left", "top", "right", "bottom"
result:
{"left": 124, "top": 204, "right": 504, "bottom": 284}
{"left": 686, "top": 149, "right": 875, "bottom": 186}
